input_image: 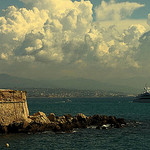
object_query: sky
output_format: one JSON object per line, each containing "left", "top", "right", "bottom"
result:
{"left": 0, "top": 0, "right": 150, "bottom": 88}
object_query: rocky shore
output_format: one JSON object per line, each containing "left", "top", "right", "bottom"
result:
{"left": 0, "top": 112, "right": 126, "bottom": 134}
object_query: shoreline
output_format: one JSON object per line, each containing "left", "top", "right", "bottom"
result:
{"left": 27, "top": 96, "right": 133, "bottom": 99}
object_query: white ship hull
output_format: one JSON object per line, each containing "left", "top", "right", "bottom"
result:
{"left": 133, "top": 98, "right": 150, "bottom": 103}
{"left": 133, "top": 92, "right": 150, "bottom": 103}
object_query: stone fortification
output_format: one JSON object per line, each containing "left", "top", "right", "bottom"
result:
{"left": 0, "top": 89, "right": 29, "bottom": 126}
{"left": 0, "top": 89, "right": 128, "bottom": 134}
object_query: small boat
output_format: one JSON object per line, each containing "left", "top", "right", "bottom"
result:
{"left": 133, "top": 86, "right": 150, "bottom": 103}
{"left": 65, "top": 99, "right": 72, "bottom": 103}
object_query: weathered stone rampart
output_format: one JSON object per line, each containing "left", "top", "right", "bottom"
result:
{"left": 0, "top": 89, "right": 29, "bottom": 126}
{"left": 0, "top": 89, "right": 128, "bottom": 134}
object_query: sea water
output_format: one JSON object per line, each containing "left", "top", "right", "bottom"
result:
{"left": 0, "top": 97, "right": 150, "bottom": 150}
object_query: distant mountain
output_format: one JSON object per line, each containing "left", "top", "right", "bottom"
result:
{"left": 116, "top": 77, "right": 148, "bottom": 88}
{"left": 46, "top": 78, "right": 140, "bottom": 94}
{"left": 106, "top": 76, "right": 149, "bottom": 93}
{"left": 0, "top": 74, "right": 140, "bottom": 94}
{"left": 0, "top": 74, "right": 44, "bottom": 88}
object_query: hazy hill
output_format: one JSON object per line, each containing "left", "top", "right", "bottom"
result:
{"left": 46, "top": 78, "right": 140, "bottom": 94}
{"left": 106, "top": 76, "right": 149, "bottom": 93}
{"left": 0, "top": 74, "right": 44, "bottom": 88}
{"left": 0, "top": 74, "right": 140, "bottom": 94}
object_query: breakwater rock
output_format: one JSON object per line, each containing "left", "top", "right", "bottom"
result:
{"left": 0, "top": 112, "right": 126, "bottom": 134}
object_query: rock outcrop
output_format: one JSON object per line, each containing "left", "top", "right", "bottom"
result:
{"left": 0, "top": 89, "right": 127, "bottom": 134}
{"left": 0, "top": 112, "right": 127, "bottom": 134}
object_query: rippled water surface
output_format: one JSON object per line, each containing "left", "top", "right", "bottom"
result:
{"left": 0, "top": 97, "right": 150, "bottom": 150}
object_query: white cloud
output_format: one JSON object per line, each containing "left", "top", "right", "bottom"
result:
{"left": 147, "top": 13, "right": 150, "bottom": 26}
{"left": 95, "top": 0, "right": 144, "bottom": 21}
{"left": 16, "top": 55, "right": 35, "bottom": 62}
{"left": 20, "top": 0, "right": 74, "bottom": 17}
{"left": 0, "top": 0, "right": 148, "bottom": 70}
{"left": 123, "top": 24, "right": 146, "bottom": 47}
{"left": 1, "top": 53, "right": 8, "bottom": 60}
{"left": 0, "top": 6, "right": 49, "bottom": 61}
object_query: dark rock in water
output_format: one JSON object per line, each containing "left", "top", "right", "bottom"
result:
{"left": 76, "top": 113, "right": 87, "bottom": 122}
{"left": 64, "top": 114, "right": 73, "bottom": 122}
{"left": 0, "top": 125, "right": 8, "bottom": 133}
{"left": 86, "top": 115, "right": 125, "bottom": 130}
{"left": 59, "top": 122, "right": 73, "bottom": 132}
{"left": 52, "top": 124, "right": 61, "bottom": 132}
{"left": 0, "top": 112, "right": 127, "bottom": 134}
{"left": 117, "top": 118, "right": 126, "bottom": 125}
{"left": 48, "top": 113, "right": 56, "bottom": 122}
{"left": 96, "top": 124, "right": 111, "bottom": 130}
{"left": 7, "top": 122, "right": 24, "bottom": 133}
{"left": 73, "top": 113, "right": 88, "bottom": 128}
{"left": 108, "top": 116, "right": 117, "bottom": 124}
{"left": 90, "top": 115, "right": 101, "bottom": 125}
{"left": 25, "top": 122, "right": 48, "bottom": 133}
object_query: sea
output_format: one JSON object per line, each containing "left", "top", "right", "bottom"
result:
{"left": 0, "top": 97, "right": 150, "bottom": 150}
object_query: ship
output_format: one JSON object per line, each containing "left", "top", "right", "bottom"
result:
{"left": 133, "top": 86, "right": 150, "bottom": 103}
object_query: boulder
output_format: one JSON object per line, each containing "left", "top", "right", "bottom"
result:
{"left": 7, "top": 122, "right": 24, "bottom": 133}
{"left": 25, "top": 122, "right": 49, "bottom": 133}
{"left": 0, "top": 112, "right": 127, "bottom": 134}
{"left": 76, "top": 113, "right": 87, "bottom": 123}
{"left": 72, "top": 116, "right": 87, "bottom": 128}
{"left": 0, "top": 125, "right": 8, "bottom": 133}
{"left": 59, "top": 122, "right": 73, "bottom": 132}
{"left": 96, "top": 124, "right": 111, "bottom": 130}
{"left": 29, "top": 112, "right": 50, "bottom": 124}
{"left": 52, "top": 124, "right": 61, "bottom": 132}
{"left": 77, "top": 113, "right": 87, "bottom": 119}
{"left": 23, "top": 118, "right": 32, "bottom": 128}
{"left": 108, "top": 116, "right": 117, "bottom": 124}
{"left": 56, "top": 116, "right": 67, "bottom": 124}
{"left": 117, "top": 118, "right": 126, "bottom": 125}
{"left": 48, "top": 113, "right": 56, "bottom": 122}
{"left": 88, "top": 115, "right": 102, "bottom": 125}
{"left": 64, "top": 114, "right": 73, "bottom": 123}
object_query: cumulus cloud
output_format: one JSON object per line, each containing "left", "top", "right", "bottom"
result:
{"left": 147, "top": 13, "right": 150, "bottom": 25}
{"left": 95, "top": 0, "right": 144, "bottom": 21}
{"left": 123, "top": 24, "right": 146, "bottom": 47}
{"left": 0, "top": 0, "right": 148, "bottom": 70}
{"left": 20, "top": 0, "right": 74, "bottom": 17}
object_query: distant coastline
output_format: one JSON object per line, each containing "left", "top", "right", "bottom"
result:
{"left": 27, "top": 95, "right": 134, "bottom": 99}
{"left": 12, "top": 87, "right": 134, "bottom": 98}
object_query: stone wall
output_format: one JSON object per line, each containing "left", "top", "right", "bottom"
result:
{"left": 0, "top": 89, "right": 29, "bottom": 126}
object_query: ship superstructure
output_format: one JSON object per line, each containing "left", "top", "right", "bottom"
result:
{"left": 134, "top": 86, "right": 150, "bottom": 103}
